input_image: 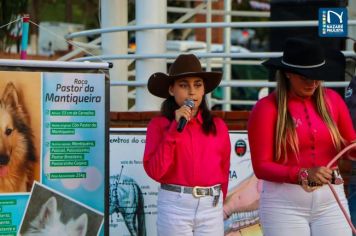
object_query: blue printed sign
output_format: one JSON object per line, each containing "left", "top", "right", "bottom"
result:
{"left": 319, "top": 8, "right": 348, "bottom": 37}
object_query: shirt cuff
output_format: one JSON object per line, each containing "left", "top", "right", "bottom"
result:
{"left": 288, "top": 167, "right": 301, "bottom": 184}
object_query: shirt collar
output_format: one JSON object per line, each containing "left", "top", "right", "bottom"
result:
{"left": 287, "top": 91, "right": 313, "bottom": 102}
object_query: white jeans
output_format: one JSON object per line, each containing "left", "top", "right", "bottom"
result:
{"left": 260, "top": 181, "right": 352, "bottom": 236}
{"left": 156, "top": 188, "right": 224, "bottom": 236}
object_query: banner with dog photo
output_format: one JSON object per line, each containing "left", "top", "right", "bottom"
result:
{"left": 0, "top": 71, "right": 107, "bottom": 236}
{"left": 0, "top": 71, "right": 42, "bottom": 236}
{"left": 41, "top": 72, "right": 106, "bottom": 213}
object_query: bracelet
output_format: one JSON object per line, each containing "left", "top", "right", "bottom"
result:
{"left": 298, "top": 168, "right": 320, "bottom": 192}
{"left": 298, "top": 168, "right": 309, "bottom": 185}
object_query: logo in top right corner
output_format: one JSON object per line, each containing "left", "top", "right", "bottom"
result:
{"left": 319, "top": 8, "right": 348, "bottom": 37}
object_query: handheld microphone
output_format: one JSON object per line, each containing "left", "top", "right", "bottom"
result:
{"left": 177, "top": 99, "right": 195, "bottom": 132}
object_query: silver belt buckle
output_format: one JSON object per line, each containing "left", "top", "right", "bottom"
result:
{"left": 211, "top": 186, "right": 220, "bottom": 196}
{"left": 334, "top": 178, "right": 344, "bottom": 185}
{"left": 332, "top": 170, "right": 344, "bottom": 185}
{"left": 192, "top": 186, "right": 206, "bottom": 198}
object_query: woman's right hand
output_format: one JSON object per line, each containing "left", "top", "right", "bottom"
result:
{"left": 307, "top": 166, "right": 333, "bottom": 184}
{"left": 175, "top": 105, "right": 192, "bottom": 123}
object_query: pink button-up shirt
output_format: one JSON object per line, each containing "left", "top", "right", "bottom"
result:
{"left": 248, "top": 88, "right": 356, "bottom": 184}
{"left": 143, "top": 111, "right": 231, "bottom": 199}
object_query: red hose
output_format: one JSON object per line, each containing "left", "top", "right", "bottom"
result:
{"left": 326, "top": 142, "right": 356, "bottom": 234}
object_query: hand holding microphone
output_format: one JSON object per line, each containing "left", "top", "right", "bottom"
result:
{"left": 176, "top": 99, "right": 195, "bottom": 132}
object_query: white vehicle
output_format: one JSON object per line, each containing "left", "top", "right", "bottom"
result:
{"left": 38, "top": 22, "right": 86, "bottom": 56}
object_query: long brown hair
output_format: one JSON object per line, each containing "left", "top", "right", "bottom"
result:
{"left": 275, "top": 71, "right": 344, "bottom": 162}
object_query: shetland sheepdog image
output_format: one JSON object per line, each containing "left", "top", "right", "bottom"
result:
{"left": 0, "top": 82, "right": 36, "bottom": 192}
{"left": 22, "top": 196, "right": 88, "bottom": 236}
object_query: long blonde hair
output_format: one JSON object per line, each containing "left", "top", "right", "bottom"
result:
{"left": 275, "top": 71, "right": 345, "bottom": 162}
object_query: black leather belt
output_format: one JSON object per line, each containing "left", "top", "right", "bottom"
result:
{"left": 161, "top": 184, "right": 221, "bottom": 198}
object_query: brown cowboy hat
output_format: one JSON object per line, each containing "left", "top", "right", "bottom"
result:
{"left": 148, "top": 54, "right": 222, "bottom": 98}
{"left": 262, "top": 37, "right": 344, "bottom": 81}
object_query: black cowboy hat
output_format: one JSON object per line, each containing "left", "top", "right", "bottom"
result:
{"left": 262, "top": 37, "right": 345, "bottom": 81}
{"left": 148, "top": 54, "right": 222, "bottom": 98}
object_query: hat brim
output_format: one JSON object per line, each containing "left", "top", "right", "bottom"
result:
{"left": 262, "top": 50, "right": 345, "bottom": 82}
{"left": 262, "top": 57, "right": 332, "bottom": 81}
{"left": 148, "top": 71, "right": 222, "bottom": 98}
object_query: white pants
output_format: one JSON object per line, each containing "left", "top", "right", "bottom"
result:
{"left": 156, "top": 188, "right": 224, "bottom": 236}
{"left": 260, "top": 181, "right": 352, "bottom": 236}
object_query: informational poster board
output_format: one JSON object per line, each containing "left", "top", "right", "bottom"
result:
{"left": 0, "top": 70, "right": 108, "bottom": 236}
{"left": 109, "top": 128, "right": 263, "bottom": 236}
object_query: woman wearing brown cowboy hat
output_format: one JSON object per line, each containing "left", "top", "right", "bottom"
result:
{"left": 248, "top": 37, "right": 356, "bottom": 236}
{"left": 143, "top": 54, "right": 231, "bottom": 236}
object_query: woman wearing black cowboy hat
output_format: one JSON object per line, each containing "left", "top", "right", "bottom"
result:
{"left": 248, "top": 37, "right": 356, "bottom": 236}
{"left": 143, "top": 54, "right": 231, "bottom": 236}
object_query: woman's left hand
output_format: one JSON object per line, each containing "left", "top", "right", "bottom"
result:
{"left": 307, "top": 166, "right": 333, "bottom": 184}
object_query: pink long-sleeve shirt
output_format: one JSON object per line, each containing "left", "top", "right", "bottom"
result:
{"left": 248, "top": 89, "right": 356, "bottom": 184}
{"left": 143, "top": 111, "right": 231, "bottom": 199}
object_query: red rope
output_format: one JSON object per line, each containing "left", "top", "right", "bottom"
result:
{"left": 326, "top": 142, "right": 356, "bottom": 234}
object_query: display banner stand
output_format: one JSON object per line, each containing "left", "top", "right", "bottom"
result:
{"left": 0, "top": 59, "right": 110, "bottom": 236}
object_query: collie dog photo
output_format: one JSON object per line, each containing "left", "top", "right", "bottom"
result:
{"left": 0, "top": 81, "right": 39, "bottom": 193}
{"left": 19, "top": 182, "right": 104, "bottom": 236}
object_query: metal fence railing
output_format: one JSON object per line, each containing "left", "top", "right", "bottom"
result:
{"left": 65, "top": 18, "right": 356, "bottom": 109}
